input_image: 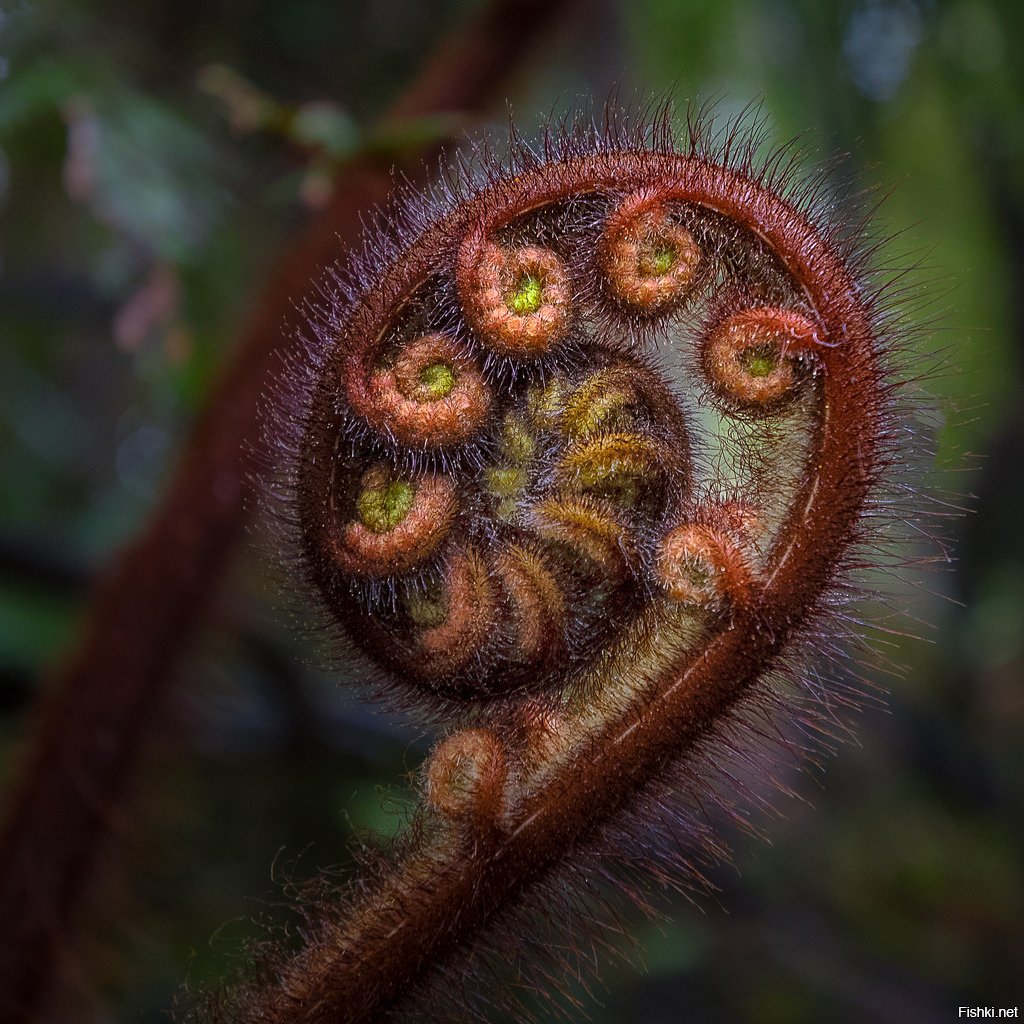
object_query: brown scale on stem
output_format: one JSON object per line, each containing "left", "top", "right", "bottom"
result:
{"left": 213, "top": 106, "right": 918, "bottom": 1024}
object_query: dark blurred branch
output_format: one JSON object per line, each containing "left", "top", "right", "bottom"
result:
{"left": 0, "top": 1, "right": 578, "bottom": 1017}
{"left": 0, "top": 535, "right": 93, "bottom": 592}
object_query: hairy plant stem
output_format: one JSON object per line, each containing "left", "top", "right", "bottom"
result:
{"left": 0, "top": 1, "right": 578, "bottom": 1017}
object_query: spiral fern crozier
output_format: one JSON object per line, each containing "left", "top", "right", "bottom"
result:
{"left": 226, "top": 105, "right": 924, "bottom": 1024}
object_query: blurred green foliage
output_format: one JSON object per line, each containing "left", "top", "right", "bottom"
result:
{"left": 1, "top": 0, "right": 1022, "bottom": 1020}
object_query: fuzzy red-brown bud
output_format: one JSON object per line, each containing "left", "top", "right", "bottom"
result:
{"left": 561, "top": 367, "right": 648, "bottom": 438}
{"left": 555, "top": 431, "right": 668, "bottom": 505}
{"left": 329, "top": 465, "right": 458, "bottom": 578}
{"left": 457, "top": 236, "right": 572, "bottom": 357}
{"left": 656, "top": 522, "right": 755, "bottom": 611}
{"left": 701, "top": 306, "right": 823, "bottom": 414}
{"left": 529, "top": 493, "right": 634, "bottom": 582}
{"left": 356, "top": 332, "right": 491, "bottom": 448}
{"left": 425, "top": 727, "right": 508, "bottom": 826}
{"left": 409, "top": 546, "right": 500, "bottom": 684}
{"left": 600, "top": 189, "right": 701, "bottom": 313}
{"left": 494, "top": 543, "right": 566, "bottom": 665}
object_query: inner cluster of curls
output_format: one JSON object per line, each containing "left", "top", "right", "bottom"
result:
{"left": 301, "top": 185, "right": 832, "bottom": 701}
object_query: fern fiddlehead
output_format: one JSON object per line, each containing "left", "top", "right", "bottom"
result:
{"left": 219, "top": 106, "right": 911, "bottom": 1023}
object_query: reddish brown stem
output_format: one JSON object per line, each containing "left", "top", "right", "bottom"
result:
{"left": 0, "top": 1, "right": 578, "bottom": 1018}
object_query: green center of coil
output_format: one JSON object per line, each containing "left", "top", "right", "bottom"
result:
{"left": 742, "top": 347, "right": 779, "bottom": 379}
{"left": 357, "top": 480, "right": 415, "bottom": 533}
{"left": 640, "top": 242, "right": 677, "bottom": 278}
{"left": 508, "top": 273, "right": 543, "bottom": 315}
{"left": 418, "top": 362, "right": 456, "bottom": 399}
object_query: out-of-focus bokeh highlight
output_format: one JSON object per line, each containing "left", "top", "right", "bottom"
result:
{"left": 0, "top": 0, "right": 1021, "bottom": 1020}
